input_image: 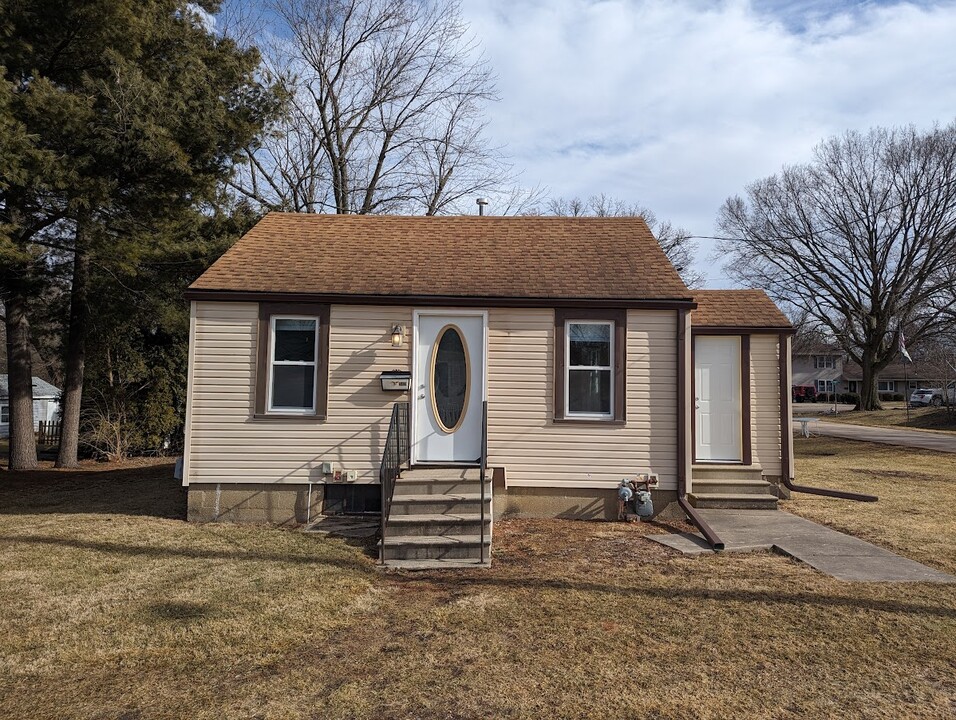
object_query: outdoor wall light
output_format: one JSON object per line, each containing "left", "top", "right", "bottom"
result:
{"left": 390, "top": 324, "right": 406, "bottom": 348}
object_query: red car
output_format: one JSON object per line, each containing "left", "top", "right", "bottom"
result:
{"left": 792, "top": 385, "right": 817, "bottom": 403}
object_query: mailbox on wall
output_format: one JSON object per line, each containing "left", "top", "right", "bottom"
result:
{"left": 380, "top": 370, "right": 411, "bottom": 392}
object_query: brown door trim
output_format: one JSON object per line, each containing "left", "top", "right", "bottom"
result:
{"left": 692, "top": 333, "right": 750, "bottom": 465}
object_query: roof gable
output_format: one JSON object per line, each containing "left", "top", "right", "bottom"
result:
{"left": 692, "top": 290, "right": 791, "bottom": 329}
{"left": 189, "top": 213, "right": 691, "bottom": 301}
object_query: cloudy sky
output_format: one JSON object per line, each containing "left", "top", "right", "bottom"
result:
{"left": 456, "top": 0, "right": 956, "bottom": 286}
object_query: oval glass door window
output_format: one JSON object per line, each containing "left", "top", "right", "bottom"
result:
{"left": 430, "top": 325, "right": 470, "bottom": 433}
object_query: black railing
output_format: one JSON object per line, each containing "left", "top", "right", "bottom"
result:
{"left": 379, "top": 401, "right": 410, "bottom": 561}
{"left": 479, "top": 399, "right": 488, "bottom": 564}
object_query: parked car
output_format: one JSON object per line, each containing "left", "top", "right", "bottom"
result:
{"left": 792, "top": 385, "right": 817, "bottom": 403}
{"left": 909, "top": 381, "right": 956, "bottom": 407}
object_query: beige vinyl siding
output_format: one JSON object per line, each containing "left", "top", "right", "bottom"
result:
{"left": 186, "top": 301, "right": 411, "bottom": 485}
{"left": 487, "top": 308, "right": 678, "bottom": 491}
{"left": 187, "top": 301, "right": 680, "bottom": 490}
{"left": 750, "top": 334, "right": 782, "bottom": 476}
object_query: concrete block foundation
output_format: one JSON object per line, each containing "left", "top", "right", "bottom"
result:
{"left": 187, "top": 483, "right": 325, "bottom": 525}
{"left": 492, "top": 486, "right": 680, "bottom": 522}
{"left": 186, "top": 482, "right": 679, "bottom": 525}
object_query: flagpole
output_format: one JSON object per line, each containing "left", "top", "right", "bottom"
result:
{"left": 900, "top": 325, "right": 911, "bottom": 423}
{"left": 904, "top": 360, "right": 910, "bottom": 423}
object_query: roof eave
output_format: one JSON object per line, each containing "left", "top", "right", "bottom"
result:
{"left": 183, "top": 287, "right": 698, "bottom": 310}
{"left": 692, "top": 324, "right": 795, "bottom": 334}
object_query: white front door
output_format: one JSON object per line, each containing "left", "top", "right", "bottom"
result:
{"left": 413, "top": 312, "right": 486, "bottom": 463}
{"left": 695, "top": 336, "right": 742, "bottom": 462}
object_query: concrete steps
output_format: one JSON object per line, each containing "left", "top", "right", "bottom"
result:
{"left": 383, "top": 558, "right": 492, "bottom": 570}
{"left": 692, "top": 478, "right": 774, "bottom": 495}
{"left": 387, "top": 513, "right": 489, "bottom": 537}
{"left": 689, "top": 465, "right": 778, "bottom": 510}
{"left": 381, "top": 466, "right": 492, "bottom": 568}
{"left": 687, "top": 492, "right": 778, "bottom": 510}
{"left": 381, "top": 534, "right": 492, "bottom": 561}
{"left": 691, "top": 464, "right": 765, "bottom": 481}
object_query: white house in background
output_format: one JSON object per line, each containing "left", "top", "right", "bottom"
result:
{"left": 0, "top": 375, "right": 61, "bottom": 438}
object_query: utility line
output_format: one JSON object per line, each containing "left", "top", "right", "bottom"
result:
{"left": 684, "top": 176, "right": 956, "bottom": 245}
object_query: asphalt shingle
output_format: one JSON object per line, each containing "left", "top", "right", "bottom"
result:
{"left": 190, "top": 213, "right": 692, "bottom": 300}
{"left": 692, "top": 290, "right": 791, "bottom": 328}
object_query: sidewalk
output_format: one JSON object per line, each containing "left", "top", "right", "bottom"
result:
{"left": 796, "top": 420, "right": 956, "bottom": 453}
{"left": 651, "top": 509, "right": 955, "bottom": 583}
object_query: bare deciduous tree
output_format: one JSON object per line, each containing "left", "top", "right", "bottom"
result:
{"left": 544, "top": 194, "right": 704, "bottom": 287}
{"left": 718, "top": 123, "right": 956, "bottom": 410}
{"left": 230, "top": 0, "right": 512, "bottom": 215}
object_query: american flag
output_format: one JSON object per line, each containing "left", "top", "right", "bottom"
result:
{"left": 899, "top": 330, "right": 912, "bottom": 363}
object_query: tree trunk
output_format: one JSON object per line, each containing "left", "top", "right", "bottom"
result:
{"left": 859, "top": 351, "right": 882, "bottom": 411}
{"left": 4, "top": 282, "right": 38, "bottom": 470}
{"left": 55, "top": 229, "right": 91, "bottom": 468}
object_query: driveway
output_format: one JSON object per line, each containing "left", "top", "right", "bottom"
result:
{"left": 795, "top": 420, "right": 956, "bottom": 453}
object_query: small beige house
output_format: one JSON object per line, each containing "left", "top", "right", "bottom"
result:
{"left": 183, "top": 214, "right": 794, "bottom": 564}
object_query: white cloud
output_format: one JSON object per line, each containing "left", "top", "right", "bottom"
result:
{"left": 460, "top": 0, "right": 956, "bottom": 286}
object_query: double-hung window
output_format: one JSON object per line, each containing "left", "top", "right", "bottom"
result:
{"left": 566, "top": 321, "right": 614, "bottom": 418}
{"left": 256, "top": 303, "right": 330, "bottom": 419}
{"left": 0, "top": 404, "right": 8, "bottom": 424}
{"left": 878, "top": 380, "right": 895, "bottom": 393}
{"left": 269, "top": 317, "right": 319, "bottom": 412}
{"left": 554, "top": 309, "right": 625, "bottom": 423}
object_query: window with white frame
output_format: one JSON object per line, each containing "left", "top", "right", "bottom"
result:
{"left": 0, "top": 404, "right": 8, "bottom": 424}
{"left": 566, "top": 321, "right": 613, "bottom": 417}
{"left": 816, "top": 380, "right": 834, "bottom": 393}
{"left": 268, "top": 317, "right": 319, "bottom": 412}
{"left": 878, "top": 380, "right": 895, "bottom": 393}
{"left": 813, "top": 355, "right": 835, "bottom": 369}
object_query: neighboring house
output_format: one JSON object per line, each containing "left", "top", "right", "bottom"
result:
{"left": 791, "top": 344, "right": 844, "bottom": 395}
{"left": 182, "top": 214, "right": 794, "bottom": 564}
{"left": 791, "top": 344, "right": 953, "bottom": 399}
{"left": 0, "top": 375, "right": 61, "bottom": 438}
{"left": 843, "top": 360, "right": 954, "bottom": 397}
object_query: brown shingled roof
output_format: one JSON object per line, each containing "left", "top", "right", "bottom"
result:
{"left": 189, "top": 213, "right": 691, "bottom": 300}
{"left": 692, "top": 290, "right": 791, "bottom": 328}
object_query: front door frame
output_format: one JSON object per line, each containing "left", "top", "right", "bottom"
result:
{"left": 411, "top": 308, "right": 488, "bottom": 465}
{"left": 691, "top": 332, "right": 752, "bottom": 465}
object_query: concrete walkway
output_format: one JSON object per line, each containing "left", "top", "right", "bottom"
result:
{"left": 650, "top": 509, "right": 955, "bottom": 583}
{"left": 795, "top": 420, "right": 956, "bottom": 453}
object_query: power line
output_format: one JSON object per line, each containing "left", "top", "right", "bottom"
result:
{"left": 685, "top": 176, "right": 956, "bottom": 246}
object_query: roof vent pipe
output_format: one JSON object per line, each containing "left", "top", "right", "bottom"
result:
{"left": 476, "top": 197, "right": 489, "bottom": 216}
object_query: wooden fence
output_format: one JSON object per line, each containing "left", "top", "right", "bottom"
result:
{"left": 37, "top": 420, "right": 62, "bottom": 446}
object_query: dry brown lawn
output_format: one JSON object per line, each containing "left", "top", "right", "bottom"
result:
{"left": 823, "top": 406, "right": 956, "bottom": 434}
{"left": 1, "top": 442, "right": 954, "bottom": 719}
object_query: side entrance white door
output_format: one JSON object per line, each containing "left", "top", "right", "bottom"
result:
{"left": 413, "top": 312, "right": 486, "bottom": 463}
{"left": 695, "top": 336, "right": 742, "bottom": 462}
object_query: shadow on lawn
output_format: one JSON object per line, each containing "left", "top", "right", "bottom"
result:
{"left": 0, "top": 461, "right": 186, "bottom": 520}
{"left": 0, "top": 533, "right": 375, "bottom": 573}
{"left": 384, "top": 571, "right": 956, "bottom": 620}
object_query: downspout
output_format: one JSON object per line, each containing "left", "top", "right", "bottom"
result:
{"left": 778, "top": 332, "right": 877, "bottom": 503}
{"left": 677, "top": 309, "right": 725, "bottom": 550}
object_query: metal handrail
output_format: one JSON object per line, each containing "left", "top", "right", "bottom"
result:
{"left": 479, "top": 400, "right": 488, "bottom": 564}
{"left": 379, "top": 401, "right": 410, "bottom": 562}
